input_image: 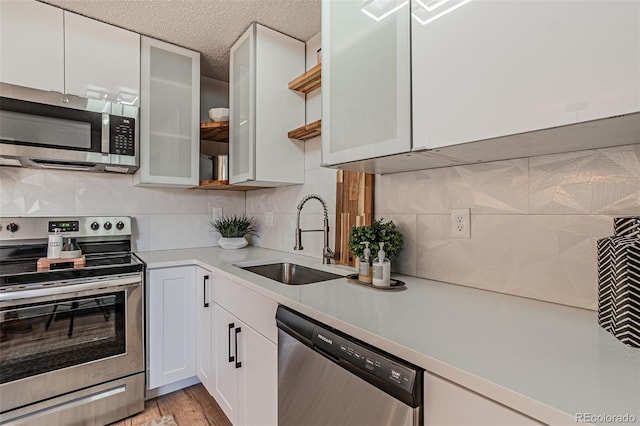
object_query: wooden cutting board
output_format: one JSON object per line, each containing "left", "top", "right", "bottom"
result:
{"left": 334, "top": 170, "right": 374, "bottom": 267}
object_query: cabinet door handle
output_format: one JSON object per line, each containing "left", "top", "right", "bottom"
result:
{"left": 235, "top": 326, "right": 242, "bottom": 369}
{"left": 228, "top": 323, "right": 235, "bottom": 362}
{"left": 203, "top": 275, "right": 210, "bottom": 308}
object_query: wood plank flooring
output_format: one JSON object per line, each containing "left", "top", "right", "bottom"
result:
{"left": 109, "top": 384, "right": 232, "bottom": 426}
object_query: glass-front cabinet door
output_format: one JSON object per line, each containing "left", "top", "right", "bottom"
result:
{"left": 137, "top": 36, "right": 200, "bottom": 187}
{"left": 229, "top": 26, "right": 256, "bottom": 184}
{"left": 321, "top": 0, "right": 411, "bottom": 166}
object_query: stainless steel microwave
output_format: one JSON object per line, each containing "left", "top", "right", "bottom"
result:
{"left": 0, "top": 83, "right": 138, "bottom": 174}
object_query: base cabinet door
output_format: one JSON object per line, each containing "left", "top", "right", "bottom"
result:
{"left": 147, "top": 267, "right": 197, "bottom": 389}
{"left": 424, "top": 372, "right": 543, "bottom": 425}
{"left": 239, "top": 324, "right": 277, "bottom": 426}
{"left": 196, "top": 267, "right": 213, "bottom": 394}
{"left": 212, "top": 299, "right": 277, "bottom": 426}
{"left": 212, "top": 303, "right": 240, "bottom": 425}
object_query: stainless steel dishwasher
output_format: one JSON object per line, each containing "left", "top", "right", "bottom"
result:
{"left": 276, "top": 306, "right": 423, "bottom": 426}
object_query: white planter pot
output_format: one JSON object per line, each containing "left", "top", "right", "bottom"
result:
{"left": 218, "top": 237, "right": 248, "bottom": 250}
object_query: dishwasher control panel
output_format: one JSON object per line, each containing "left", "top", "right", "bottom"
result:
{"left": 312, "top": 325, "right": 416, "bottom": 394}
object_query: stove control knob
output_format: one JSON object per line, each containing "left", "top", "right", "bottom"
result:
{"left": 104, "top": 222, "right": 113, "bottom": 231}
{"left": 116, "top": 221, "right": 125, "bottom": 230}
{"left": 6, "top": 223, "right": 19, "bottom": 233}
{"left": 91, "top": 221, "right": 100, "bottom": 231}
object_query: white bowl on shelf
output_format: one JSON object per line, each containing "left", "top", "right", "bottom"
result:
{"left": 209, "top": 107, "right": 229, "bottom": 122}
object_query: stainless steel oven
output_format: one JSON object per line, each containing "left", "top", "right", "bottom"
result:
{"left": 0, "top": 217, "right": 144, "bottom": 426}
{"left": 0, "top": 83, "right": 138, "bottom": 174}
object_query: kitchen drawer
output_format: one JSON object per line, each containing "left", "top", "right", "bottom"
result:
{"left": 213, "top": 274, "right": 278, "bottom": 343}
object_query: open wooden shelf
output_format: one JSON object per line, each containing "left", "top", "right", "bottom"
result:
{"left": 194, "top": 180, "right": 264, "bottom": 191}
{"left": 200, "top": 121, "right": 229, "bottom": 142}
{"left": 288, "top": 63, "right": 321, "bottom": 94}
{"left": 288, "top": 119, "right": 321, "bottom": 141}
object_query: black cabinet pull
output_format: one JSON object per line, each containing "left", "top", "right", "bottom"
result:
{"left": 235, "top": 326, "right": 242, "bottom": 369}
{"left": 203, "top": 275, "right": 210, "bottom": 308}
{"left": 228, "top": 323, "right": 235, "bottom": 362}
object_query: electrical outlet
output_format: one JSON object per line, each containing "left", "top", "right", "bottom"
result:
{"left": 451, "top": 208, "right": 470, "bottom": 239}
{"left": 265, "top": 212, "right": 274, "bottom": 227}
{"left": 212, "top": 207, "right": 223, "bottom": 221}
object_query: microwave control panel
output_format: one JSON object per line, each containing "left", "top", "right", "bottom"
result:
{"left": 110, "top": 115, "right": 135, "bottom": 156}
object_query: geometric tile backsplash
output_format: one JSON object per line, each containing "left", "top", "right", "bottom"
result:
{"left": 0, "top": 166, "right": 246, "bottom": 252}
{"left": 375, "top": 144, "right": 640, "bottom": 310}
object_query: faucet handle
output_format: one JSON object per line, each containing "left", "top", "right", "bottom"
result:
{"left": 323, "top": 247, "right": 335, "bottom": 262}
{"left": 294, "top": 228, "right": 303, "bottom": 250}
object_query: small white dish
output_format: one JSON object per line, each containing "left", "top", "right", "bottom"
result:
{"left": 209, "top": 107, "right": 229, "bottom": 122}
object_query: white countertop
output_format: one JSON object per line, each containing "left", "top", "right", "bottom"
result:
{"left": 136, "top": 246, "right": 640, "bottom": 426}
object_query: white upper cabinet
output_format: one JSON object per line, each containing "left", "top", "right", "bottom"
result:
{"left": 321, "top": 0, "right": 639, "bottom": 173}
{"left": 321, "top": 0, "right": 411, "bottom": 166}
{"left": 230, "top": 27, "right": 255, "bottom": 184}
{"left": 64, "top": 12, "right": 140, "bottom": 106}
{"left": 229, "top": 23, "right": 305, "bottom": 186}
{"left": 136, "top": 36, "right": 200, "bottom": 187}
{"left": 411, "top": 0, "right": 640, "bottom": 151}
{"left": 0, "top": 1, "right": 64, "bottom": 92}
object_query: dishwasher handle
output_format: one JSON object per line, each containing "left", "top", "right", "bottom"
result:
{"left": 276, "top": 305, "right": 316, "bottom": 347}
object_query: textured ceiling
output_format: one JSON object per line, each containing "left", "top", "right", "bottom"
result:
{"left": 41, "top": 0, "right": 321, "bottom": 82}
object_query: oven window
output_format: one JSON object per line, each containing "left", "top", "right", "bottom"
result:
{"left": 0, "top": 292, "right": 125, "bottom": 384}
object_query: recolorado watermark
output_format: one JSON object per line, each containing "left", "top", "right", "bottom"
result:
{"left": 576, "top": 413, "right": 637, "bottom": 423}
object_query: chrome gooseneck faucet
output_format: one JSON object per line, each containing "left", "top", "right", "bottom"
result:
{"left": 294, "top": 194, "right": 334, "bottom": 264}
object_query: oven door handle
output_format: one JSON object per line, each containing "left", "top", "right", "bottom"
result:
{"left": 0, "top": 275, "right": 141, "bottom": 304}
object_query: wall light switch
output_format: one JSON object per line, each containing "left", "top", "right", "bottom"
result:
{"left": 212, "top": 207, "right": 223, "bottom": 221}
{"left": 265, "top": 211, "right": 274, "bottom": 227}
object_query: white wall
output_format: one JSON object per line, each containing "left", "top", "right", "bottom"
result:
{"left": 200, "top": 76, "right": 229, "bottom": 123}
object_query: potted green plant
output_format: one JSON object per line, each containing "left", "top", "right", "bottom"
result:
{"left": 210, "top": 214, "right": 257, "bottom": 249}
{"left": 348, "top": 218, "right": 403, "bottom": 260}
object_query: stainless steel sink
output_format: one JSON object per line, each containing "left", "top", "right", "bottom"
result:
{"left": 239, "top": 262, "right": 343, "bottom": 285}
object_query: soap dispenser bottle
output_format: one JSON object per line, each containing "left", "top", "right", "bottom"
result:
{"left": 372, "top": 242, "right": 391, "bottom": 287}
{"left": 358, "top": 242, "right": 373, "bottom": 283}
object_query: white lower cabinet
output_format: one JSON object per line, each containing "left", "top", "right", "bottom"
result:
{"left": 239, "top": 317, "right": 277, "bottom": 426}
{"left": 147, "top": 266, "right": 197, "bottom": 389}
{"left": 212, "top": 303, "right": 277, "bottom": 426}
{"left": 196, "top": 267, "right": 214, "bottom": 394}
{"left": 423, "top": 372, "right": 542, "bottom": 425}
{"left": 212, "top": 303, "right": 240, "bottom": 423}
{"left": 212, "top": 274, "right": 278, "bottom": 426}
{"left": 148, "top": 265, "right": 277, "bottom": 425}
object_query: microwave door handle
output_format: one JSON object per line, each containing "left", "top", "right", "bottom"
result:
{"left": 101, "top": 113, "right": 110, "bottom": 155}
